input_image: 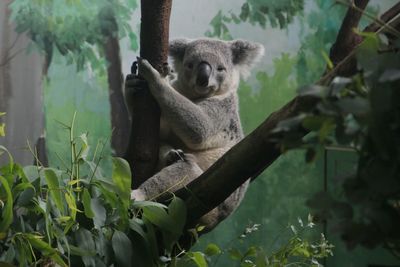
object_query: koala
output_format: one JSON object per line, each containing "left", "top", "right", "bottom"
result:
{"left": 125, "top": 38, "right": 264, "bottom": 231}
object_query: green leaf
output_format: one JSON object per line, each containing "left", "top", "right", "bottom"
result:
{"left": 91, "top": 197, "right": 106, "bottom": 229}
{"left": 112, "top": 230, "right": 133, "bottom": 267}
{"left": 229, "top": 248, "right": 243, "bottom": 260}
{"left": 204, "top": 243, "right": 222, "bottom": 256}
{"left": 82, "top": 188, "right": 94, "bottom": 218}
{"left": 0, "top": 123, "right": 5, "bottom": 137}
{"left": 0, "top": 146, "right": 14, "bottom": 173}
{"left": 189, "top": 252, "right": 208, "bottom": 267}
{"left": 23, "top": 165, "right": 40, "bottom": 182}
{"left": 112, "top": 157, "right": 131, "bottom": 206}
{"left": 77, "top": 133, "right": 89, "bottom": 162}
{"left": 142, "top": 206, "right": 177, "bottom": 234}
{"left": 43, "top": 168, "right": 65, "bottom": 214}
{"left": 17, "top": 187, "right": 35, "bottom": 206}
{"left": 65, "top": 192, "right": 80, "bottom": 220}
{"left": 0, "top": 176, "right": 13, "bottom": 235}
{"left": 25, "top": 234, "right": 67, "bottom": 267}
{"left": 75, "top": 228, "right": 96, "bottom": 266}
{"left": 129, "top": 218, "right": 147, "bottom": 241}
{"left": 132, "top": 200, "right": 167, "bottom": 209}
{"left": 168, "top": 197, "right": 187, "bottom": 234}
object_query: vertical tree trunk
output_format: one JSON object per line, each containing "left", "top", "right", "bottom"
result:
{"left": 0, "top": 0, "right": 45, "bottom": 165}
{"left": 105, "top": 32, "right": 130, "bottom": 157}
{"left": 100, "top": 5, "right": 130, "bottom": 157}
{"left": 125, "top": 0, "right": 173, "bottom": 188}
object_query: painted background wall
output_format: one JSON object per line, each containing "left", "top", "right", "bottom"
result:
{"left": 1, "top": 0, "right": 399, "bottom": 266}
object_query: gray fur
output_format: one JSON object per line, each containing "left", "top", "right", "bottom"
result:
{"left": 126, "top": 38, "right": 264, "bottom": 231}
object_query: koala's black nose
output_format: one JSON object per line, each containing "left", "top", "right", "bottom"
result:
{"left": 196, "top": 62, "right": 212, "bottom": 87}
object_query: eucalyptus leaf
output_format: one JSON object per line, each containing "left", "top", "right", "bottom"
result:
{"left": 91, "top": 198, "right": 106, "bottom": 229}
{"left": 0, "top": 176, "right": 13, "bottom": 235}
{"left": 75, "top": 228, "right": 96, "bottom": 266}
{"left": 142, "top": 206, "right": 177, "bottom": 234}
{"left": 189, "top": 252, "right": 208, "bottom": 267}
{"left": 112, "top": 230, "right": 133, "bottom": 267}
{"left": 204, "top": 243, "right": 222, "bottom": 256}
{"left": 112, "top": 157, "right": 131, "bottom": 206}
{"left": 43, "top": 168, "right": 65, "bottom": 215}
{"left": 82, "top": 189, "right": 94, "bottom": 218}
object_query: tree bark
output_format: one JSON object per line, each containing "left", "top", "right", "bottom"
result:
{"left": 100, "top": 5, "right": 130, "bottom": 157}
{"left": 125, "top": 0, "right": 173, "bottom": 188}
{"left": 319, "top": 2, "right": 400, "bottom": 85}
{"left": 157, "top": 2, "right": 400, "bottom": 227}
{"left": 329, "top": 0, "right": 370, "bottom": 77}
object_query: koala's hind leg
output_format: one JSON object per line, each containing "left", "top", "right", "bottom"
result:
{"left": 131, "top": 154, "right": 203, "bottom": 201}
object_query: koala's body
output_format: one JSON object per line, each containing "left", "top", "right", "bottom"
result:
{"left": 126, "top": 38, "right": 264, "bottom": 231}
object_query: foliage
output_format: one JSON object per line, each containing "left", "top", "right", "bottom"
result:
{"left": 174, "top": 216, "right": 333, "bottom": 267}
{"left": 0, "top": 112, "right": 6, "bottom": 137}
{"left": 0, "top": 114, "right": 333, "bottom": 266}
{"left": 274, "top": 32, "right": 400, "bottom": 255}
{"left": 9, "top": 0, "right": 138, "bottom": 74}
{"left": 0, "top": 116, "right": 188, "bottom": 267}
{"left": 206, "top": 0, "right": 304, "bottom": 39}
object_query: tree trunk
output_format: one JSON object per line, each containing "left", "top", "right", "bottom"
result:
{"left": 99, "top": 5, "right": 130, "bottom": 157}
{"left": 125, "top": 0, "right": 173, "bottom": 188}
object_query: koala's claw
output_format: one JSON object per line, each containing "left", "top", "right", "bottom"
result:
{"left": 161, "top": 63, "right": 172, "bottom": 77}
{"left": 130, "top": 61, "right": 138, "bottom": 75}
{"left": 165, "top": 149, "right": 186, "bottom": 166}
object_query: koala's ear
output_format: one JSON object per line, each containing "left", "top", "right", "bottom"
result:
{"left": 169, "top": 38, "right": 190, "bottom": 62}
{"left": 230, "top": 40, "right": 264, "bottom": 78}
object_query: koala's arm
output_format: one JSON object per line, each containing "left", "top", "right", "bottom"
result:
{"left": 133, "top": 58, "right": 227, "bottom": 149}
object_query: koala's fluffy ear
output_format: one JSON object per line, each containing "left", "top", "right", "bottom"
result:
{"left": 230, "top": 40, "right": 264, "bottom": 78}
{"left": 169, "top": 38, "right": 190, "bottom": 62}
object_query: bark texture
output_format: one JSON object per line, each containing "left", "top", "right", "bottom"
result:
{"left": 100, "top": 7, "right": 130, "bottom": 157}
{"left": 329, "top": 0, "right": 370, "bottom": 77}
{"left": 125, "top": 0, "right": 173, "bottom": 188}
{"left": 319, "top": 2, "right": 400, "bottom": 85}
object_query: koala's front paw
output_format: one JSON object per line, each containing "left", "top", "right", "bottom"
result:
{"left": 124, "top": 73, "right": 147, "bottom": 95}
{"left": 137, "top": 57, "right": 161, "bottom": 82}
{"left": 165, "top": 149, "right": 186, "bottom": 166}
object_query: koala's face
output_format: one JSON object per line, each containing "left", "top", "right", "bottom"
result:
{"left": 169, "top": 38, "right": 264, "bottom": 99}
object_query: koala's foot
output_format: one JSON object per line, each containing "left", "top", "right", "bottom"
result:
{"left": 165, "top": 149, "right": 186, "bottom": 166}
{"left": 131, "top": 189, "right": 146, "bottom": 201}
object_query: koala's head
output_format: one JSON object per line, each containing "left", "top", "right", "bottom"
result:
{"left": 169, "top": 38, "right": 264, "bottom": 99}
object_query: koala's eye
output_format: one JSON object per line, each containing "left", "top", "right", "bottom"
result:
{"left": 217, "top": 66, "right": 226, "bottom": 72}
{"left": 186, "top": 62, "right": 194, "bottom": 69}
